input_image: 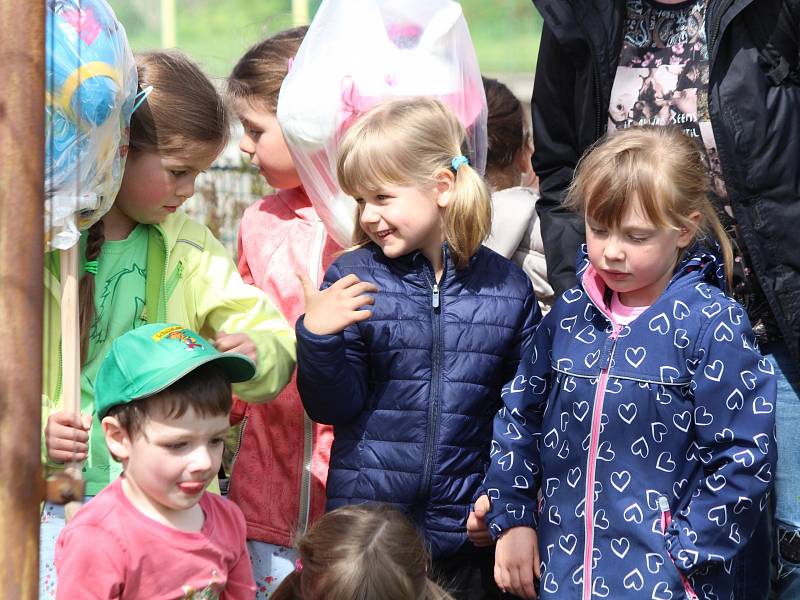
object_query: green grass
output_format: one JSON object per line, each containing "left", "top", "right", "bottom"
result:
{"left": 108, "top": 0, "right": 542, "bottom": 78}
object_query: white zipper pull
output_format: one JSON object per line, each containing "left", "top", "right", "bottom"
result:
{"left": 432, "top": 283, "right": 440, "bottom": 309}
{"left": 658, "top": 496, "right": 670, "bottom": 513}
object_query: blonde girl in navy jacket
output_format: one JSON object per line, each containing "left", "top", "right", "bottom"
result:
{"left": 477, "top": 126, "right": 777, "bottom": 600}
{"left": 295, "top": 97, "right": 540, "bottom": 597}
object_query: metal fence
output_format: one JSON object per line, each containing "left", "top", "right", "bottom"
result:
{"left": 180, "top": 139, "right": 268, "bottom": 257}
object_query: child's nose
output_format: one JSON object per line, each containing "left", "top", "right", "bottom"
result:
{"left": 188, "top": 445, "right": 214, "bottom": 474}
{"left": 238, "top": 136, "right": 254, "bottom": 157}
{"left": 360, "top": 204, "right": 379, "bottom": 224}
{"left": 176, "top": 175, "right": 197, "bottom": 200}
{"left": 604, "top": 237, "right": 625, "bottom": 261}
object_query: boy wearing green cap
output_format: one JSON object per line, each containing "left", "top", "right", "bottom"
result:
{"left": 54, "top": 323, "right": 257, "bottom": 599}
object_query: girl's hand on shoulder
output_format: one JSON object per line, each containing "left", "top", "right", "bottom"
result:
{"left": 495, "top": 526, "right": 540, "bottom": 599}
{"left": 45, "top": 411, "right": 93, "bottom": 463}
{"left": 214, "top": 331, "right": 258, "bottom": 365}
{"left": 298, "top": 273, "right": 377, "bottom": 336}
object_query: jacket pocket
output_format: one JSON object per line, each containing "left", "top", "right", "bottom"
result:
{"left": 659, "top": 495, "right": 699, "bottom": 600}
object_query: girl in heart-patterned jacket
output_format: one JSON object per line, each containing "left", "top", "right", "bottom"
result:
{"left": 477, "top": 127, "right": 777, "bottom": 600}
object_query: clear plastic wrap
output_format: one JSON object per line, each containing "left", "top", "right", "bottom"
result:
{"left": 45, "top": 0, "right": 137, "bottom": 251}
{"left": 277, "top": 0, "right": 487, "bottom": 248}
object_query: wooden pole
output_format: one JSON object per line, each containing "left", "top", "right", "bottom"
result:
{"left": 0, "top": 0, "right": 46, "bottom": 597}
{"left": 161, "top": 0, "right": 176, "bottom": 48}
{"left": 292, "top": 0, "right": 309, "bottom": 26}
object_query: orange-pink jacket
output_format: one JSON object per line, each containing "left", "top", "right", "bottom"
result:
{"left": 229, "top": 187, "right": 339, "bottom": 546}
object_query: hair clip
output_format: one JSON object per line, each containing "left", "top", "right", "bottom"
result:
{"left": 294, "top": 558, "right": 304, "bottom": 573}
{"left": 84, "top": 260, "right": 99, "bottom": 275}
{"left": 132, "top": 85, "right": 154, "bottom": 114}
{"left": 450, "top": 155, "right": 469, "bottom": 172}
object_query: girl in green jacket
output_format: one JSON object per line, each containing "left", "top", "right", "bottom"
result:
{"left": 39, "top": 50, "right": 296, "bottom": 599}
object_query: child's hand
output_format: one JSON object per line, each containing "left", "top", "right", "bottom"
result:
{"left": 495, "top": 526, "right": 540, "bottom": 599}
{"left": 214, "top": 331, "right": 258, "bottom": 365}
{"left": 298, "top": 273, "right": 377, "bottom": 336}
{"left": 45, "top": 411, "right": 93, "bottom": 463}
{"left": 467, "top": 494, "right": 494, "bottom": 547}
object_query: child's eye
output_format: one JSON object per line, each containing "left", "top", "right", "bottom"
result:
{"left": 589, "top": 226, "right": 608, "bottom": 236}
{"left": 354, "top": 197, "right": 365, "bottom": 205}
{"left": 210, "top": 437, "right": 225, "bottom": 446}
{"left": 628, "top": 234, "right": 650, "bottom": 243}
{"left": 376, "top": 194, "right": 391, "bottom": 201}
{"left": 164, "top": 441, "right": 187, "bottom": 450}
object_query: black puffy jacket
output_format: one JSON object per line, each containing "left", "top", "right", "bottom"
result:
{"left": 531, "top": 0, "right": 800, "bottom": 363}
{"left": 296, "top": 243, "right": 540, "bottom": 558}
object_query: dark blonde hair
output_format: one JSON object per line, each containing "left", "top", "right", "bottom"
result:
{"left": 565, "top": 126, "right": 733, "bottom": 286}
{"left": 337, "top": 97, "right": 491, "bottom": 268}
{"left": 271, "top": 504, "right": 453, "bottom": 600}
{"left": 227, "top": 26, "right": 308, "bottom": 113}
{"left": 78, "top": 50, "right": 228, "bottom": 363}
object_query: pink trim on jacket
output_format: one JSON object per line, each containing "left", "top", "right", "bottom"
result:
{"left": 580, "top": 264, "right": 621, "bottom": 600}
{"left": 229, "top": 187, "right": 340, "bottom": 547}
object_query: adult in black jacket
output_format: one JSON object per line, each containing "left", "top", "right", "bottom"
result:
{"left": 529, "top": 0, "right": 800, "bottom": 598}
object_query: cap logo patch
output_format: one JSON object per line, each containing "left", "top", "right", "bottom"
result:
{"left": 152, "top": 325, "right": 204, "bottom": 350}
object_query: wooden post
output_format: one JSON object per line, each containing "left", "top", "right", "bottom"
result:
{"left": 292, "top": 0, "right": 309, "bottom": 26}
{"left": 0, "top": 0, "right": 46, "bottom": 597}
{"left": 161, "top": 0, "right": 176, "bottom": 48}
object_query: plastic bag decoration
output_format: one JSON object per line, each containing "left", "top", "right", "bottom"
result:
{"left": 45, "top": 0, "right": 137, "bottom": 251}
{"left": 277, "top": 0, "right": 487, "bottom": 248}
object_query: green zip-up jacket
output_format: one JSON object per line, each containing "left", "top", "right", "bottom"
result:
{"left": 42, "top": 212, "right": 296, "bottom": 472}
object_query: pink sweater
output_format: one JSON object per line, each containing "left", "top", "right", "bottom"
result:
{"left": 230, "top": 187, "right": 339, "bottom": 546}
{"left": 55, "top": 478, "right": 255, "bottom": 599}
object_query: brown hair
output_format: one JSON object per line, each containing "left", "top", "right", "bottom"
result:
{"left": 483, "top": 76, "right": 524, "bottom": 172}
{"left": 271, "top": 504, "right": 454, "bottom": 600}
{"left": 227, "top": 26, "right": 309, "bottom": 113}
{"left": 337, "top": 97, "right": 491, "bottom": 269}
{"left": 106, "top": 363, "right": 231, "bottom": 447}
{"left": 78, "top": 50, "right": 228, "bottom": 364}
{"left": 564, "top": 125, "right": 734, "bottom": 285}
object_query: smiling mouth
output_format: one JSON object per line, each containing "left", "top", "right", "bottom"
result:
{"left": 375, "top": 228, "right": 395, "bottom": 239}
{"left": 164, "top": 206, "right": 178, "bottom": 213}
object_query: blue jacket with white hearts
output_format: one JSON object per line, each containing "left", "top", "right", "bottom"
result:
{"left": 483, "top": 245, "right": 776, "bottom": 600}
{"left": 296, "top": 243, "right": 540, "bottom": 558}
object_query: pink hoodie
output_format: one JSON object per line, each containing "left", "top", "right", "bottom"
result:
{"left": 230, "top": 187, "right": 340, "bottom": 546}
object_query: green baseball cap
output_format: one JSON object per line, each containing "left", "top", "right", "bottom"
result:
{"left": 94, "top": 323, "right": 256, "bottom": 419}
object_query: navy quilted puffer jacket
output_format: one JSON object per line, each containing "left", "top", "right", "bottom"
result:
{"left": 296, "top": 243, "right": 540, "bottom": 558}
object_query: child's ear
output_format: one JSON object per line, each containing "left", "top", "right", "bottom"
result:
{"left": 433, "top": 169, "right": 455, "bottom": 209}
{"left": 677, "top": 211, "right": 703, "bottom": 248}
{"left": 102, "top": 416, "right": 132, "bottom": 461}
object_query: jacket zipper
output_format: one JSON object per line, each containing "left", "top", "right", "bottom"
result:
{"left": 707, "top": 0, "right": 738, "bottom": 66}
{"left": 297, "top": 222, "right": 327, "bottom": 535}
{"left": 417, "top": 259, "right": 445, "bottom": 518}
{"left": 659, "top": 496, "right": 700, "bottom": 600}
{"left": 582, "top": 322, "right": 622, "bottom": 600}
{"left": 229, "top": 414, "right": 249, "bottom": 484}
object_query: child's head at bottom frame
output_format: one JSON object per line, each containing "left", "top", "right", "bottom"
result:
{"left": 272, "top": 503, "right": 455, "bottom": 600}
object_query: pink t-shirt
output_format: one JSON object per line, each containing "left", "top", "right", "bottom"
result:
{"left": 610, "top": 292, "right": 650, "bottom": 326}
{"left": 55, "top": 477, "right": 255, "bottom": 599}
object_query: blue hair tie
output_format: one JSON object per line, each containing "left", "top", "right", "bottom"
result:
{"left": 450, "top": 155, "right": 469, "bottom": 172}
{"left": 132, "top": 85, "right": 154, "bottom": 114}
